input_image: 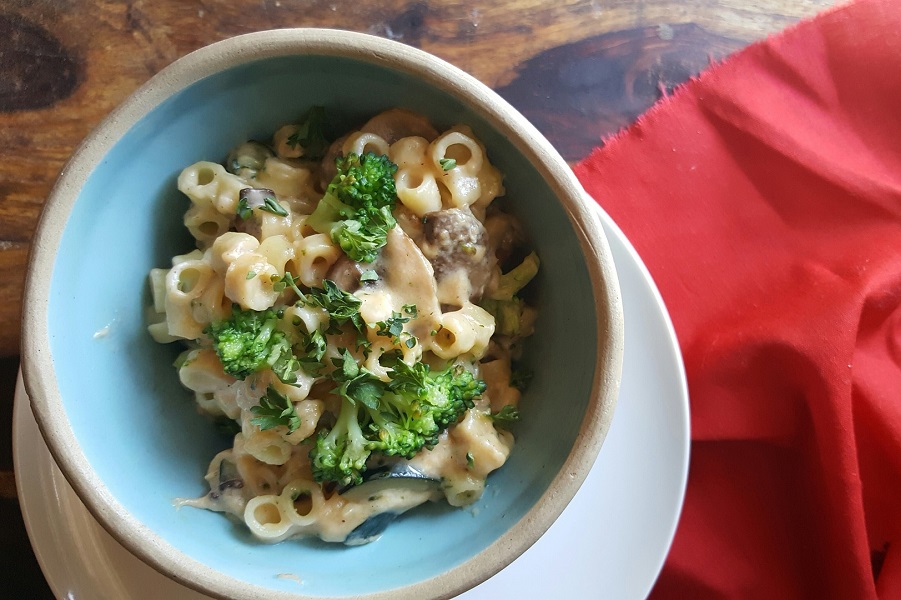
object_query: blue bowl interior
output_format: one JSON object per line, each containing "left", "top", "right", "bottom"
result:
{"left": 48, "top": 54, "right": 598, "bottom": 596}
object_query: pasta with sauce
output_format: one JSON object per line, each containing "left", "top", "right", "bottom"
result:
{"left": 147, "top": 108, "right": 539, "bottom": 545}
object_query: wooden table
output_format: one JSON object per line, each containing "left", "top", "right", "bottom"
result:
{"left": 0, "top": 0, "right": 835, "bottom": 596}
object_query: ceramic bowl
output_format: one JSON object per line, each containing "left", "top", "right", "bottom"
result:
{"left": 22, "top": 29, "right": 623, "bottom": 600}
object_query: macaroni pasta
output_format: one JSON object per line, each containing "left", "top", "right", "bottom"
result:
{"left": 150, "top": 108, "right": 538, "bottom": 545}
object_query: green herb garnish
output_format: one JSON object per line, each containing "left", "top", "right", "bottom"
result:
{"left": 304, "top": 280, "right": 366, "bottom": 336}
{"left": 330, "top": 349, "right": 386, "bottom": 410}
{"left": 251, "top": 387, "right": 301, "bottom": 432}
{"left": 237, "top": 188, "right": 288, "bottom": 218}
{"left": 360, "top": 269, "right": 379, "bottom": 283}
{"left": 286, "top": 106, "right": 330, "bottom": 160}
{"left": 489, "top": 405, "right": 521, "bottom": 428}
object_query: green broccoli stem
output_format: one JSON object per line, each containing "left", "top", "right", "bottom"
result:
{"left": 489, "top": 252, "right": 540, "bottom": 301}
{"left": 312, "top": 396, "right": 372, "bottom": 488}
{"left": 306, "top": 191, "right": 354, "bottom": 237}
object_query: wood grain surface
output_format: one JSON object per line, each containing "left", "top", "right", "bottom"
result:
{"left": 0, "top": 0, "right": 835, "bottom": 359}
{"left": 0, "top": 0, "right": 836, "bottom": 594}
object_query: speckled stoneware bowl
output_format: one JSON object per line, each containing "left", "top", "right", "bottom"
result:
{"left": 22, "top": 29, "right": 624, "bottom": 600}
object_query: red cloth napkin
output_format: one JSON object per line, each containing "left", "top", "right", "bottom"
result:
{"left": 573, "top": 0, "right": 901, "bottom": 597}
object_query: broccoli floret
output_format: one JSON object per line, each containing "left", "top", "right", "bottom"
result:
{"left": 367, "top": 403, "right": 430, "bottom": 460}
{"left": 310, "top": 396, "right": 371, "bottom": 488}
{"left": 307, "top": 152, "right": 399, "bottom": 263}
{"left": 366, "top": 362, "right": 484, "bottom": 460}
{"left": 489, "top": 252, "right": 540, "bottom": 301}
{"left": 387, "top": 360, "right": 485, "bottom": 430}
{"left": 479, "top": 297, "right": 525, "bottom": 336}
{"left": 205, "top": 305, "right": 299, "bottom": 384}
{"left": 309, "top": 349, "right": 388, "bottom": 486}
{"left": 308, "top": 354, "right": 486, "bottom": 487}
{"left": 482, "top": 252, "right": 540, "bottom": 336}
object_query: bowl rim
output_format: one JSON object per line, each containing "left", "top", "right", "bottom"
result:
{"left": 21, "top": 27, "right": 624, "bottom": 600}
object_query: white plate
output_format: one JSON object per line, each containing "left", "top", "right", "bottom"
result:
{"left": 14, "top": 207, "right": 689, "bottom": 600}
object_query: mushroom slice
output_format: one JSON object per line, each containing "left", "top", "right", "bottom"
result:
{"left": 356, "top": 227, "right": 441, "bottom": 340}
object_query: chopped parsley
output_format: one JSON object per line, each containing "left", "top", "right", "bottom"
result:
{"left": 510, "top": 366, "right": 534, "bottom": 391}
{"left": 489, "top": 404, "right": 521, "bottom": 428}
{"left": 375, "top": 304, "right": 418, "bottom": 346}
{"left": 298, "top": 329, "right": 327, "bottom": 376}
{"left": 303, "top": 280, "right": 366, "bottom": 336}
{"left": 330, "top": 348, "right": 386, "bottom": 410}
{"left": 272, "top": 272, "right": 305, "bottom": 297}
{"left": 237, "top": 188, "right": 289, "bottom": 219}
{"left": 376, "top": 311, "right": 410, "bottom": 342}
{"left": 259, "top": 195, "right": 288, "bottom": 217}
{"left": 439, "top": 158, "right": 457, "bottom": 171}
{"left": 360, "top": 269, "right": 379, "bottom": 283}
{"left": 236, "top": 197, "right": 254, "bottom": 220}
{"left": 250, "top": 386, "right": 301, "bottom": 433}
{"left": 285, "top": 106, "right": 329, "bottom": 160}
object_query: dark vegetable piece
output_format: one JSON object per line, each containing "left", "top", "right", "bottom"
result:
{"left": 344, "top": 512, "right": 399, "bottom": 546}
{"left": 212, "top": 458, "right": 243, "bottom": 497}
{"left": 341, "top": 463, "right": 440, "bottom": 545}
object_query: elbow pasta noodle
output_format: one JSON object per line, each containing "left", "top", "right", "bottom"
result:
{"left": 279, "top": 479, "right": 325, "bottom": 528}
{"left": 395, "top": 167, "right": 442, "bottom": 217}
{"left": 429, "top": 302, "right": 495, "bottom": 360}
{"left": 430, "top": 131, "right": 484, "bottom": 209}
{"left": 224, "top": 253, "right": 280, "bottom": 311}
{"left": 282, "top": 399, "right": 324, "bottom": 444}
{"left": 178, "top": 349, "right": 235, "bottom": 395}
{"left": 183, "top": 202, "right": 232, "bottom": 247}
{"left": 178, "top": 161, "right": 247, "bottom": 216}
{"left": 193, "top": 277, "right": 233, "bottom": 326}
{"left": 282, "top": 303, "right": 329, "bottom": 336}
{"left": 290, "top": 233, "right": 341, "bottom": 287}
{"left": 443, "top": 473, "right": 485, "bottom": 508}
{"left": 149, "top": 108, "right": 538, "bottom": 545}
{"left": 164, "top": 259, "right": 216, "bottom": 339}
{"left": 242, "top": 426, "right": 293, "bottom": 466}
{"left": 256, "top": 208, "right": 296, "bottom": 240}
{"left": 389, "top": 137, "right": 443, "bottom": 216}
{"left": 255, "top": 157, "right": 317, "bottom": 200}
{"left": 256, "top": 235, "right": 295, "bottom": 276}
{"left": 342, "top": 131, "right": 390, "bottom": 157}
{"left": 149, "top": 268, "right": 168, "bottom": 313}
{"left": 210, "top": 232, "right": 260, "bottom": 275}
{"left": 245, "top": 495, "right": 293, "bottom": 542}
